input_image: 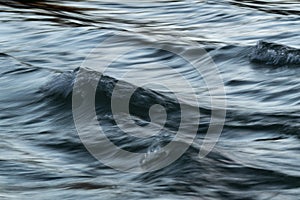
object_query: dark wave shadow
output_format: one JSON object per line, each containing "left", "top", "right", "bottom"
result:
{"left": 0, "top": 0, "right": 99, "bottom": 27}
{"left": 0, "top": 0, "right": 92, "bottom": 12}
{"left": 229, "top": 0, "right": 300, "bottom": 16}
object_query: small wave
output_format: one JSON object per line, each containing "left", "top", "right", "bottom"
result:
{"left": 42, "top": 67, "right": 176, "bottom": 101}
{"left": 41, "top": 67, "right": 184, "bottom": 122}
{"left": 249, "top": 40, "right": 300, "bottom": 66}
{"left": 41, "top": 68, "right": 77, "bottom": 99}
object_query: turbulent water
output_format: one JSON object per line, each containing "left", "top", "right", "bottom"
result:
{"left": 1, "top": 0, "right": 300, "bottom": 199}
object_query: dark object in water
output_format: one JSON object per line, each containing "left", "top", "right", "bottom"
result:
{"left": 249, "top": 40, "right": 300, "bottom": 66}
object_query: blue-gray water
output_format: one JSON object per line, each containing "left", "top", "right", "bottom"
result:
{"left": 1, "top": 1, "right": 300, "bottom": 199}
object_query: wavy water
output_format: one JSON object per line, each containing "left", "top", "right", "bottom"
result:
{"left": 1, "top": 0, "right": 300, "bottom": 199}
{"left": 250, "top": 40, "right": 300, "bottom": 66}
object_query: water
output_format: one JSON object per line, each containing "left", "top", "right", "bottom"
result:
{"left": 0, "top": 0, "right": 300, "bottom": 199}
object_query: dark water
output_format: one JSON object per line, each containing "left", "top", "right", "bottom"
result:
{"left": 1, "top": 0, "right": 300, "bottom": 199}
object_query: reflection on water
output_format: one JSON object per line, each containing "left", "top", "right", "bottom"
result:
{"left": 0, "top": 0, "right": 300, "bottom": 199}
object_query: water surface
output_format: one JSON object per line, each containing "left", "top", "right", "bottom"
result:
{"left": 0, "top": 0, "right": 300, "bottom": 199}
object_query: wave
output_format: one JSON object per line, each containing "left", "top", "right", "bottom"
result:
{"left": 42, "top": 67, "right": 179, "bottom": 106}
{"left": 40, "top": 67, "right": 191, "bottom": 127}
{"left": 249, "top": 40, "right": 300, "bottom": 66}
{"left": 229, "top": 0, "right": 300, "bottom": 16}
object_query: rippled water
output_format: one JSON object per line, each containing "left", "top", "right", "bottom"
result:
{"left": 1, "top": 0, "right": 300, "bottom": 199}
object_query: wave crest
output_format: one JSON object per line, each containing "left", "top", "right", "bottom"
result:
{"left": 250, "top": 40, "right": 300, "bottom": 66}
